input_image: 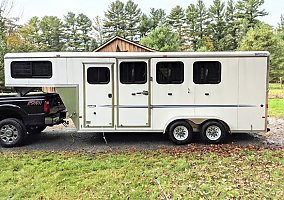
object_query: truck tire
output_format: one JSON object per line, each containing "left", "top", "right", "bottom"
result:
{"left": 168, "top": 121, "right": 193, "bottom": 145}
{"left": 27, "top": 125, "right": 46, "bottom": 135}
{"left": 0, "top": 118, "right": 27, "bottom": 148}
{"left": 201, "top": 121, "right": 227, "bottom": 144}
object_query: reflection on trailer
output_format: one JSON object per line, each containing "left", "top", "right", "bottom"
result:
{"left": 4, "top": 51, "right": 269, "bottom": 144}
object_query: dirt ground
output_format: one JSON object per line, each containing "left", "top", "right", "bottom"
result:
{"left": 0, "top": 117, "right": 283, "bottom": 152}
{"left": 259, "top": 117, "right": 284, "bottom": 147}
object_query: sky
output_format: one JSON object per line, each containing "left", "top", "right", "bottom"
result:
{"left": 8, "top": 0, "right": 284, "bottom": 27}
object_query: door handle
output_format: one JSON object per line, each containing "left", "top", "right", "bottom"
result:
{"left": 108, "top": 94, "right": 112, "bottom": 98}
{"left": 141, "top": 91, "right": 149, "bottom": 96}
{"left": 132, "top": 91, "right": 149, "bottom": 96}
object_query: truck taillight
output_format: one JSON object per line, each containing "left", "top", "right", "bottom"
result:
{"left": 44, "top": 101, "right": 50, "bottom": 113}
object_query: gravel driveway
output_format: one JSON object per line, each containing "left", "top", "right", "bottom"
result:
{"left": 0, "top": 118, "right": 283, "bottom": 153}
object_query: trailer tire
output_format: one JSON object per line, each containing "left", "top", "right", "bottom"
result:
{"left": 27, "top": 125, "right": 46, "bottom": 135}
{"left": 0, "top": 118, "right": 26, "bottom": 148}
{"left": 201, "top": 121, "right": 227, "bottom": 144}
{"left": 168, "top": 121, "right": 193, "bottom": 145}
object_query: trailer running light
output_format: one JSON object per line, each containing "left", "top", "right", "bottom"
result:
{"left": 44, "top": 101, "right": 50, "bottom": 113}
{"left": 266, "top": 103, "right": 269, "bottom": 109}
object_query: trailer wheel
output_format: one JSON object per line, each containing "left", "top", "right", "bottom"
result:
{"left": 27, "top": 125, "right": 46, "bottom": 135}
{"left": 201, "top": 121, "right": 227, "bottom": 144}
{"left": 0, "top": 118, "right": 26, "bottom": 148}
{"left": 168, "top": 121, "right": 193, "bottom": 145}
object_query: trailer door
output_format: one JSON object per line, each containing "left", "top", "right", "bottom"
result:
{"left": 84, "top": 63, "right": 114, "bottom": 128}
{"left": 118, "top": 59, "right": 150, "bottom": 127}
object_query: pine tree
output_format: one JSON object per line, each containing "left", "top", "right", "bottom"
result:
{"left": 124, "top": 0, "right": 141, "bottom": 41}
{"left": 195, "top": 0, "right": 209, "bottom": 49}
{"left": 150, "top": 8, "right": 167, "bottom": 29}
{"left": 93, "top": 16, "right": 105, "bottom": 46}
{"left": 63, "top": 12, "right": 80, "bottom": 51}
{"left": 138, "top": 8, "right": 166, "bottom": 38}
{"left": 236, "top": 0, "right": 268, "bottom": 28}
{"left": 76, "top": 13, "right": 93, "bottom": 51}
{"left": 221, "top": 0, "right": 239, "bottom": 50}
{"left": 103, "top": 0, "right": 126, "bottom": 40}
{"left": 39, "top": 16, "right": 63, "bottom": 51}
{"left": 167, "top": 5, "right": 186, "bottom": 50}
{"left": 208, "top": 0, "right": 226, "bottom": 51}
{"left": 139, "top": 13, "right": 151, "bottom": 37}
{"left": 186, "top": 3, "right": 198, "bottom": 51}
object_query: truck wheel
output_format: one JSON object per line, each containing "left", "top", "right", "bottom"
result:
{"left": 201, "top": 121, "right": 227, "bottom": 144}
{"left": 27, "top": 125, "right": 46, "bottom": 135}
{"left": 168, "top": 121, "right": 193, "bottom": 145}
{"left": 0, "top": 118, "right": 26, "bottom": 148}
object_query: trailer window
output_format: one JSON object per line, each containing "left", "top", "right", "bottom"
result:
{"left": 156, "top": 62, "right": 184, "bottom": 84}
{"left": 120, "top": 62, "right": 147, "bottom": 84}
{"left": 193, "top": 61, "right": 221, "bottom": 84}
{"left": 11, "top": 61, "right": 52, "bottom": 78}
{"left": 87, "top": 67, "right": 110, "bottom": 84}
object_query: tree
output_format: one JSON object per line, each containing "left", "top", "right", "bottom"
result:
{"left": 140, "top": 25, "right": 180, "bottom": 52}
{"left": 186, "top": 3, "right": 198, "bottom": 51}
{"left": 195, "top": 0, "right": 209, "bottom": 49}
{"left": 124, "top": 0, "right": 141, "bottom": 41}
{"left": 76, "top": 13, "right": 93, "bottom": 51}
{"left": 221, "top": 0, "right": 239, "bottom": 50}
{"left": 138, "top": 8, "right": 166, "bottom": 38}
{"left": 208, "top": 0, "right": 226, "bottom": 51}
{"left": 93, "top": 16, "right": 104, "bottom": 46}
{"left": 238, "top": 22, "right": 284, "bottom": 82}
{"left": 39, "top": 16, "right": 63, "bottom": 51}
{"left": 167, "top": 5, "right": 186, "bottom": 50}
{"left": 139, "top": 13, "right": 151, "bottom": 37}
{"left": 150, "top": 8, "right": 167, "bottom": 29}
{"left": 103, "top": 0, "right": 126, "bottom": 40}
{"left": 63, "top": 12, "right": 94, "bottom": 51}
{"left": 236, "top": 0, "right": 268, "bottom": 28}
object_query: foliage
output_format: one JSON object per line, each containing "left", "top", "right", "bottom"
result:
{"left": 140, "top": 25, "right": 180, "bottom": 52}
{"left": 63, "top": 12, "right": 95, "bottom": 51}
{"left": 167, "top": 5, "right": 186, "bottom": 50}
{"left": 0, "top": 147, "right": 283, "bottom": 199}
{"left": 238, "top": 22, "right": 284, "bottom": 82}
{"left": 208, "top": 0, "right": 226, "bottom": 51}
{"left": 1, "top": 0, "right": 284, "bottom": 85}
{"left": 103, "top": 0, "right": 141, "bottom": 41}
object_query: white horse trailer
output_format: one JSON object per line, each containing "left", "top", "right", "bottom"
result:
{"left": 4, "top": 51, "right": 269, "bottom": 144}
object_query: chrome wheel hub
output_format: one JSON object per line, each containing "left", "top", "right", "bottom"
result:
{"left": 206, "top": 125, "right": 222, "bottom": 141}
{"left": 0, "top": 125, "right": 19, "bottom": 144}
{"left": 173, "top": 126, "right": 189, "bottom": 141}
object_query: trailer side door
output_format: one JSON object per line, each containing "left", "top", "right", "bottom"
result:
{"left": 84, "top": 63, "right": 114, "bottom": 128}
{"left": 117, "top": 59, "right": 150, "bottom": 127}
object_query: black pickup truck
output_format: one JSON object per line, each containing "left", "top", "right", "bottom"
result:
{"left": 0, "top": 89, "right": 66, "bottom": 147}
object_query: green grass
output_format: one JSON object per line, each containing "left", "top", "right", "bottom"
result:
{"left": 0, "top": 146, "right": 283, "bottom": 200}
{"left": 269, "top": 83, "right": 284, "bottom": 99}
{"left": 269, "top": 99, "right": 284, "bottom": 117}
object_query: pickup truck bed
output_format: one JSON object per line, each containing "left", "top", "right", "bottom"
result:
{"left": 0, "top": 92, "right": 66, "bottom": 147}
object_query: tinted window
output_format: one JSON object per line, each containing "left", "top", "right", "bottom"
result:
{"left": 87, "top": 67, "right": 110, "bottom": 84}
{"left": 120, "top": 62, "right": 147, "bottom": 84}
{"left": 193, "top": 61, "right": 221, "bottom": 84}
{"left": 11, "top": 61, "right": 52, "bottom": 78}
{"left": 157, "top": 62, "right": 184, "bottom": 84}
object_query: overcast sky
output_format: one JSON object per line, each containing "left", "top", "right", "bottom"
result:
{"left": 10, "top": 0, "right": 283, "bottom": 27}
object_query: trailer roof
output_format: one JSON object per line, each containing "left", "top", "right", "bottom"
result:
{"left": 5, "top": 51, "right": 270, "bottom": 59}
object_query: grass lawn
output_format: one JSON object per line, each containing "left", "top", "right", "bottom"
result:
{"left": 269, "top": 83, "right": 284, "bottom": 99}
{"left": 0, "top": 146, "right": 283, "bottom": 199}
{"left": 269, "top": 99, "right": 284, "bottom": 117}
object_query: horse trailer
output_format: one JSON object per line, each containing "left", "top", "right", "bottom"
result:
{"left": 4, "top": 51, "right": 269, "bottom": 144}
